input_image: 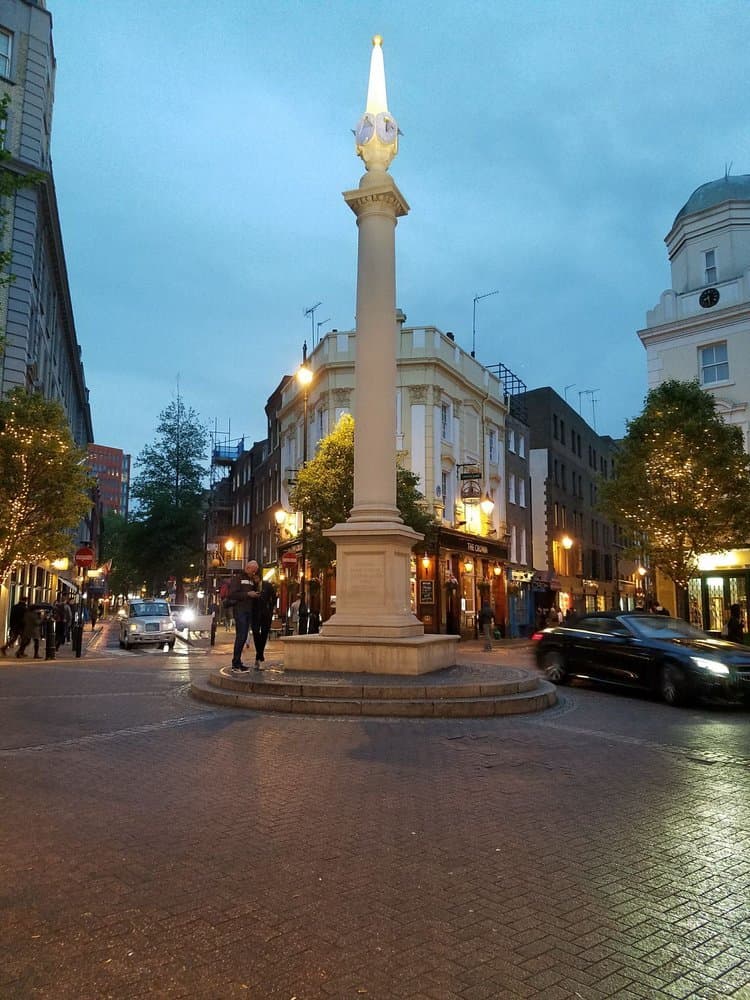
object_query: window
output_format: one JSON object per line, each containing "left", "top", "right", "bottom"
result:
{"left": 441, "top": 402, "right": 451, "bottom": 441}
{"left": 518, "top": 434, "right": 525, "bottom": 458}
{"left": 0, "top": 30, "right": 11, "bottom": 78}
{"left": 509, "top": 473, "right": 516, "bottom": 504}
{"left": 518, "top": 478, "right": 526, "bottom": 507}
{"left": 704, "top": 249, "right": 717, "bottom": 285}
{"left": 507, "top": 428, "right": 515, "bottom": 453}
{"left": 700, "top": 342, "right": 729, "bottom": 385}
{"left": 489, "top": 428, "right": 497, "bottom": 463}
{"left": 560, "top": 419, "right": 565, "bottom": 447}
{"left": 553, "top": 414, "right": 558, "bottom": 440}
{"left": 441, "top": 470, "right": 450, "bottom": 514}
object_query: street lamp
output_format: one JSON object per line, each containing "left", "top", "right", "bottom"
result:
{"left": 297, "top": 352, "right": 313, "bottom": 634}
{"left": 480, "top": 492, "right": 495, "bottom": 516}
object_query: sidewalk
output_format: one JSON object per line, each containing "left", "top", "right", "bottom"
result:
{"left": 0, "top": 624, "right": 103, "bottom": 665}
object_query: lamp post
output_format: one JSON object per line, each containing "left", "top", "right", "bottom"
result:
{"left": 297, "top": 352, "right": 313, "bottom": 635}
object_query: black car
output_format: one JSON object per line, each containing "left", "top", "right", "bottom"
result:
{"left": 532, "top": 611, "right": 750, "bottom": 706}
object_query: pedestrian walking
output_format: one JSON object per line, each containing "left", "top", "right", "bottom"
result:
{"left": 52, "top": 598, "right": 67, "bottom": 649}
{"left": 288, "top": 596, "right": 301, "bottom": 635}
{"left": 227, "top": 562, "right": 260, "bottom": 673}
{"left": 17, "top": 604, "right": 43, "bottom": 659}
{"left": 90, "top": 603, "right": 98, "bottom": 630}
{"left": 727, "top": 603, "right": 744, "bottom": 644}
{"left": 2, "top": 595, "right": 28, "bottom": 655}
{"left": 478, "top": 599, "right": 495, "bottom": 651}
{"left": 64, "top": 599, "right": 73, "bottom": 643}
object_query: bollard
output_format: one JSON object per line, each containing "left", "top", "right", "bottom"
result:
{"left": 45, "top": 617, "right": 56, "bottom": 660}
{"left": 210, "top": 617, "right": 217, "bottom": 646}
{"left": 72, "top": 622, "right": 83, "bottom": 658}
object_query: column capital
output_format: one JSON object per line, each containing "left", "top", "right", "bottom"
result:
{"left": 343, "top": 176, "right": 410, "bottom": 219}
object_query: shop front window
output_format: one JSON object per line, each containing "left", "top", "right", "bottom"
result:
{"left": 687, "top": 578, "right": 702, "bottom": 627}
{"left": 706, "top": 576, "right": 724, "bottom": 632}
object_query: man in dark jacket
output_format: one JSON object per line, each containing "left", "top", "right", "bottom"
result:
{"left": 249, "top": 569, "right": 276, "bottom": 669}
{"left": 2, "top": 596, "right": 28, "bottom": 655}
{"left": 227, "top": 561, "right": 260, "bottom": 673}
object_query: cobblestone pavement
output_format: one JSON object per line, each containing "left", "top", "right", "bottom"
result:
{"left": 1, "top": 622, "right": 748, "bottom": 999}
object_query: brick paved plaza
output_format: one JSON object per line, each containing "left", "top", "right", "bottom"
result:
{"left": 1, "top": 626, "right": 748, "bottom": 999}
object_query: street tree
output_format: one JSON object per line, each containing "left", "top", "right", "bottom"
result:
{"left": 99, "top": 510, "right": 141, "bottom": 599}
{"left": 129, "top": 395, "right": 208, "bottom": 599}
{"left": 599, "top": 379, "right": 750, "bottom": 611}
{"left": 290, "top": 413, "right": 435, "bottom": 572}
{"left": 0, "top": 388, "right": 93, "bottom": 584}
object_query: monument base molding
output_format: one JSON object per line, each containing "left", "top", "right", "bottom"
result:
{"left": 281, "top": 633, "right": 459, "bottom": 676}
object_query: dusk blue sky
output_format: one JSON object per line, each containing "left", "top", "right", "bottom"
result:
{"left": 49, "top": 1, "right": 748, "bottom": 463}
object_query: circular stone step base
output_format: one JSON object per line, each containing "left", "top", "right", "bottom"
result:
{"left": 190, "top": 665, "right": 556, "bottom": 718}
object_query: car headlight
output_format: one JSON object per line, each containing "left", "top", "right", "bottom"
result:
{"left": 182, "top": 609, "right": 195, "bottom": 623}
{"left": 165, "top": 621, "right": 175, "bottom": 630}
{"left": 129, "top": 623, "right": 138, "bottom": 633}
{"left": 690, "top": 656, "right": 730, "bottom": 676}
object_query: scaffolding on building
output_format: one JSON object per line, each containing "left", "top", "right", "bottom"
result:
{"left": 485, "top": 362, "right": 528, "bottom": 423}
{"left": 203, "top": 422, "right": 245, "bottom": 605}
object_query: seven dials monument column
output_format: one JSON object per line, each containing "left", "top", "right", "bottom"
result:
{"left": 283, "top": 36, "right": 459, "bottom": 675}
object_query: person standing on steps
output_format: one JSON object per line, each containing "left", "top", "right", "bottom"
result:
{"left": 249, "top": 567, "right": 276, "bottom": 669}
{"left": 227, "top": 561, "right": 260, "bottom": 673}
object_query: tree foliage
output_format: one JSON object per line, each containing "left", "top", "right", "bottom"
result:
{"left": 99, "top": 510, "right": 141, "bottom": 599}
{"left": 599, "top": 380, "right": 750, "bottom": 588}
{"left": 0, "top": 388, "right": 93, "bottom": 584}
{"left": 289, "top": 413, "right": 435, "bottom": 571}
{"left": 125, "top": 396, "right": 208, "bottom": 598}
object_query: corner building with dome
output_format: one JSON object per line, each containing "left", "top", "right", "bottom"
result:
{"left": 638, "top": 173, "right": 750, "bottom": 632}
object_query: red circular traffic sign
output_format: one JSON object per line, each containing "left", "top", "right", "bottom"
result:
{"left": 74, "top": 546, "right": 95, "bottom": 568}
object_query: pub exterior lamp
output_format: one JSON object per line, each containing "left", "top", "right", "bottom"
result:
{"left": 224, "top": 539, "right": 235, "bottom": 554}
{"left": 275, "top": 508, "right": 287, "bottom": 528}
{"left": 561, "top": 535, "right": 573, "bottom": 550}
{"left": 421, "top": 554, "right": 430, "bottom": 570}
{"left": 480, "top": 492, "right": 494, "bottom": 516}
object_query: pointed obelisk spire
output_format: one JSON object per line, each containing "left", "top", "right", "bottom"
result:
{"left": 354, "top": 35, "right": 399, "bottom": 172}
{"left": 365, "top": 34, "right": 388, "bottom": 114}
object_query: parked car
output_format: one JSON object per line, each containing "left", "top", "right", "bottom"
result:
{"left": 532, "top": 611, "right": 750, "bottom": 706}
{"left": 119, "top": 599, "right": 176, "bottom": 650}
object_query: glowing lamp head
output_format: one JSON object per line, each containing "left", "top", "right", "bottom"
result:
{"left": 297, "top": 364, "right": 313, "bottom": 389}
{"left": 275, "top": 509, "right": 287, "bottom": 526}
{"left": 480, "top": 492, "right": 494, "bottom": 516}
{"left": 561, "top": 535, "right": 573, "bottom": 550}
{"left": 224, "top": 539, "right": 235, "bottom": 553}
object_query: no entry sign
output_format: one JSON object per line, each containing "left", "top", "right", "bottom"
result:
{"left": 74, "top": 546, "right": 95, "bottom": 568}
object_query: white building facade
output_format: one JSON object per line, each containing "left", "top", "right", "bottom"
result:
{"left": 638, "top": 173, "right": 750, "bottom": 631}
{"left": 276, "top": 319, "right": 530, "bottom": 636}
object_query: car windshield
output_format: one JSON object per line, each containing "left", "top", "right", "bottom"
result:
{"left": 131, "top": 602, "right": 170, "bottom": 618}
{"left": 623, "top": 615, "right": 708, "bottom": 640}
